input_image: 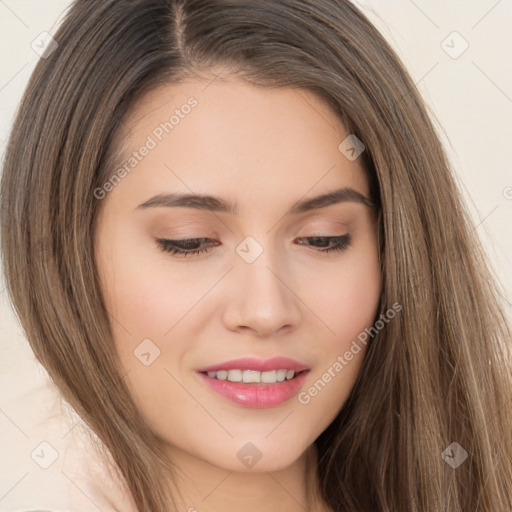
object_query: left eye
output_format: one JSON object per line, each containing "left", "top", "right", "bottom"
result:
{"left": 156, "top": 234, "right": 351, "bottom": 257}
{"left": 296, "top": 235, "right": 351, "bottom": 253}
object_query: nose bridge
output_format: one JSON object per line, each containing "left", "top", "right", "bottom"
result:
{"left": 225, "top": 238, "right": 301, "bottom": 335}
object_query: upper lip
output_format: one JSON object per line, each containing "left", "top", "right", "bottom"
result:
{"left": 197, "top": 357, "right": 309, "bottom": 373}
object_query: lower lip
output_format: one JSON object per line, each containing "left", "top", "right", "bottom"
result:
{"left": 197, "top": 371, "right": 309, "bottom": 408}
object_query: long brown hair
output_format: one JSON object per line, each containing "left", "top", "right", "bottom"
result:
{"left": 1, "top": 0, "right": 511, "bottom": 510}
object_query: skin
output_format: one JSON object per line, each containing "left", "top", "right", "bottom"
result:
{"left": 94, "top": 71, "right": 381, "bottom": 512}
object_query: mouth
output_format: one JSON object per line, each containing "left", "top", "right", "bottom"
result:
{"left": 196, "top": 357, "right": 310, "bottom": 408}
{"left": 199, "top": 368, "right": 307, "bottom": 383}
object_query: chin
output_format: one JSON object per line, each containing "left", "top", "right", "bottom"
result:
{"left": 203, "top": 436, "right": 313, "bottom": 473}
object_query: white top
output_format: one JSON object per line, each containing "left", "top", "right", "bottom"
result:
{"left": 0, "top": 358, "right": 138, "bottom": 512}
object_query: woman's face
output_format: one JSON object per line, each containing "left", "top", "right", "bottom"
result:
{"left": 95, "top": 74, "right": 381, "bottom": 474}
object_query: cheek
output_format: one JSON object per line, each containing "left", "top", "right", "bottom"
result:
{"left": 306, "top": 248, "right": 381, "bottom": 343}
{"left": 100, "top": 257, "right": 201, "bottom": 431}
{"left": 101, "top": 237, "right": 210, "bottom": 342}
{"left": 296, "top": 245, "right": 380, "bottom": 414}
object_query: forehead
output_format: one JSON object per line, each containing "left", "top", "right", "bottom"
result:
{"left": 106, "top": 75, "right": 369, "bottom": 210}
{"left": 124, "top": 73, "right": 343, "bottom": 134}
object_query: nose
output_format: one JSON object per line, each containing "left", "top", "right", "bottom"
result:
{"left": 221, "top": 248, "right": 301, "bottom": 338}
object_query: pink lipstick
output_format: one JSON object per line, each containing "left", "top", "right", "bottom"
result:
{"left": 196, "top": 357, "right": 310, "bottom": 408}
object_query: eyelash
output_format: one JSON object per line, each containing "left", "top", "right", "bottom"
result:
{"left": 156, "top": 235, "right": 351, "bottom": 257}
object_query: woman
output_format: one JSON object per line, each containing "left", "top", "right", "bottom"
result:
{"left": 1, "top": 0, "right": 511, "bottom": 510}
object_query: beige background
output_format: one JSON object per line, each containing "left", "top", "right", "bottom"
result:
{"left": 1, "top": 0, "right": 511, "bottom": 509}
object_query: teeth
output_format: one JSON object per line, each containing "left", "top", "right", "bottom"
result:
{"left": 228, "top": 369, "right": 242, "bottom": 382}
{"left": 243, "top": 370, "right": 261, "bottom": 383}
{"left": 276, "top": 369, "right": 287, "bottom": 382}
{"left": 261, "top": 370, "right": 276, "bottom": 383}
{"left": 206, "top": 369, "right": 297, "bottom": 383}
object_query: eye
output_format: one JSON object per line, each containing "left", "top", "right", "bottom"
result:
{"left": 295, "top": 234, "right": 351, "bottom": 253}
{"left": 156, "top": 237, "right": 218, "bottom": 257}
{"left": 156, "top": 234, "right": 351, "bottom": 257}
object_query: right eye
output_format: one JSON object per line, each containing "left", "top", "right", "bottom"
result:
{"left": 156, "top": 238, "right": 219, "bottom": 257}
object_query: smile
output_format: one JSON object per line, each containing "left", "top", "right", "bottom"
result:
{"left": 203, "top": 369, "right": 298, "bottom": 383}
{"left": 196, "top": 357, "right": 310, "bottom": 408}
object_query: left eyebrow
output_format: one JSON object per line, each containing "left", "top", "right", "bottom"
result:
{"left": 136, "top": 187, "right": 375, "bottom": 215}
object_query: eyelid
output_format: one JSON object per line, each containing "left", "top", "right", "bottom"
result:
{"left": 292, "top": 218, "right": 350, "bottom": 235}
{"left": 155, "top": 233, "right": 351, "bottom": 257}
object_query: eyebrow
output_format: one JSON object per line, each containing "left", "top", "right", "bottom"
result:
{"left": 136, "top": 187, "right": 375, "bottom": 215}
